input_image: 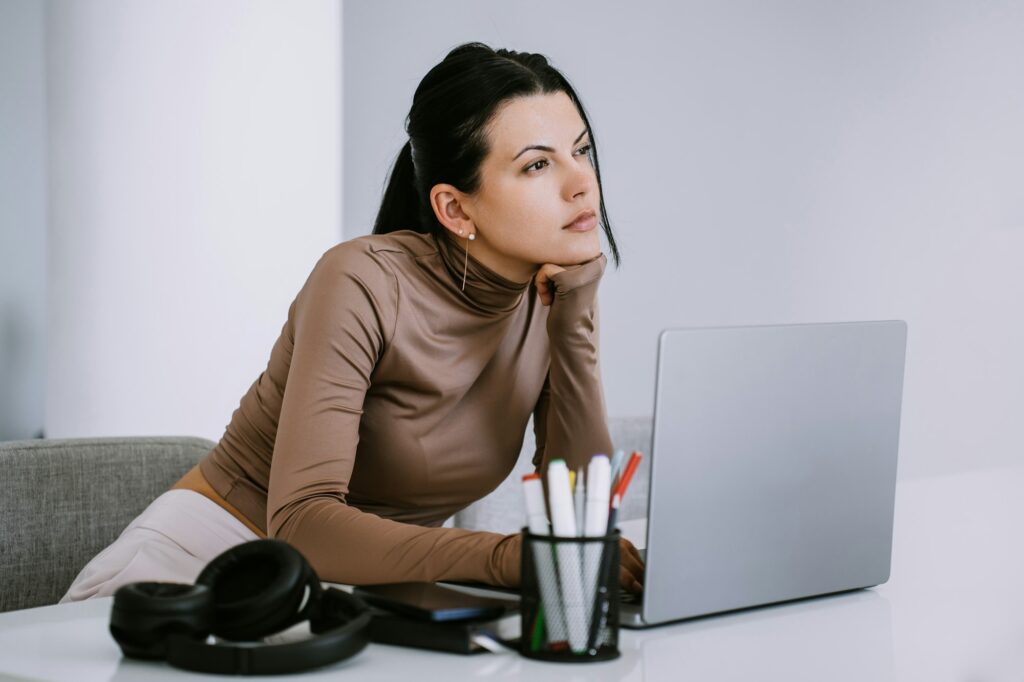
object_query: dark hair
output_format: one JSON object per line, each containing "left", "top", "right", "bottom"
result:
{"left": 372, "top": 42, "right": 620, "bottom": 267}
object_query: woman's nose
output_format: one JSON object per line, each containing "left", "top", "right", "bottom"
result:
{"left": 565, "top": 158, "right": 595, "bottom": 200}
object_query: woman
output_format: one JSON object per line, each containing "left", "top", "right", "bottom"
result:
{"left": 61, "top": 42, "right": 645, "bottom": 602}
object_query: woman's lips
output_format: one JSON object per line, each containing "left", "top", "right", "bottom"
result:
{"left": 563, "top": 212, "right": 597, "bottom": 232}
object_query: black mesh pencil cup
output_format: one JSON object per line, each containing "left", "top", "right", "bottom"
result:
{"left": 519, "top": 527, "right": 621, "bottom": 662}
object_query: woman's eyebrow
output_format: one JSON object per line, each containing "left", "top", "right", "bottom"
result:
{"left": 512, "top": 128, "right": 589, "bottom": 161}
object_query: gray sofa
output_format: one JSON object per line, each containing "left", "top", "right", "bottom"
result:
{"left": 0, "top": 418, "right": 651, "bottom": 613}
{"left": 0, "top": 437, "right": 216, "bottom": 612}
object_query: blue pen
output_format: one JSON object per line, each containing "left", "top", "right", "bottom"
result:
{"left": 610, "top": 449, "right": 626, "bottom": 488}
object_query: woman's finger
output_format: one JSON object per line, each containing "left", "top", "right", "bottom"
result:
{"left": 533, "top": 264, "right": 565, "bottom": 306}
{"left": 621, "top": 537, "right": 642, "bottom": 563}
{"left": 619, "top": 564, "right": 643, "bottom": 593}
{"left": 619, "top": 538, "right": 645, "bottom": 577}
{"left": 618, "top": 538, "right": 645, "bottom": 593}
{"left": 620, "top": 549, "right": 644, "bottom": 583}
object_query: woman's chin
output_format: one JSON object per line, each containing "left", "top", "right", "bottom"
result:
{"left": 557, "top": 233, "right": 601, "bottom": 264}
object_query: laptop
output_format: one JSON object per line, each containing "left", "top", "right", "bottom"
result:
{"left": 618, "top": 320, "right": 908, "bottom": 628}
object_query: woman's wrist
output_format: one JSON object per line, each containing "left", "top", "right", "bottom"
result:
{"left": 544, "top": 253, "right": 606, "bottom": 335}
{"left": 495, "top": 531, "right": 523, "bottom": 588}
{"left": 547, "top": 252, "right": 606, "bottom": 295}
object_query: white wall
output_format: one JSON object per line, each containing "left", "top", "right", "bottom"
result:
{"left": 0, "top": 0, "right": 48, "bottom": 441}
{"left": 341, "top": 0, "right": 1024, "bottom": 480}
{"left": 45, "top": 0, "right": 343, "bottom": 440}
{"left": 4, "top": 1, "right": 1020, "bottom": 480}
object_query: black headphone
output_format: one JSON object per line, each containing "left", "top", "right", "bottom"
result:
{"left": 108, "top": 539, "right": 371, "bottom": 675}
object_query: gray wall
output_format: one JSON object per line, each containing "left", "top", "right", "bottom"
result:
{"left": 342, "top": 0, "right": 1024, "bottom": 480}
{"left": 0, "top": 0, "right": 47, "bottom": 441}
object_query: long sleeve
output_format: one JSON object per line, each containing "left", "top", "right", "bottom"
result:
{"left": 266, "top": 245, "right": 520, "bottom": 587}
{"left": 531, "top": 373, "right": 551, "bottom": 472}
{"left": 531, "top": 253, "right": 615, "bottom": 476}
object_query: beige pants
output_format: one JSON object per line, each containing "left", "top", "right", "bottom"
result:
{"left": 60, "top": 489, "right": 259, "bottom": 603}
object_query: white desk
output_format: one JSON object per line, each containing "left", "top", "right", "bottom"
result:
{"left": 2, "top": 465, "right": 1023, "bottom": 681}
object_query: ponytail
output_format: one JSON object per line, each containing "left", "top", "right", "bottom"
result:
{"left": 372, "top": 140, "right": 425, "bottom": 235}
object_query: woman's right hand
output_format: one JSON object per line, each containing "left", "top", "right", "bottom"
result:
{"left": 534, "top": 263, "right": 566, "bottom": 307}
{"left": 532, "top": 252, "right": 606, "bottom": 310}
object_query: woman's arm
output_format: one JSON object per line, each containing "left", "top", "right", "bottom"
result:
{"left": 528, "top": 252, "right": 645, "bottom": 592}
{"left": 528, "top": 254, "right": 638, "bottom": 589}
{"left": 531, "top": 253, "right": 615, "bottom": 476}
{"left": 266, "top": 243, "right": 519, "bottom": 587}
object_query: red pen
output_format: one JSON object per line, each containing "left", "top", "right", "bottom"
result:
{"left": 612, "top": 451, "right": 642, "bottom": 501}
{"left": 605, "top": 451, "right": 642, "bottom": 534}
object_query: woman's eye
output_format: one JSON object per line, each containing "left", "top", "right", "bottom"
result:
{"left": 524, "top": 144, "right": 591, "bottom": 173}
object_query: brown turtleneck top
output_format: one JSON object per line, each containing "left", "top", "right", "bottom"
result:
{"left": 179, "top": 229, "right": 612, "bottom": 587}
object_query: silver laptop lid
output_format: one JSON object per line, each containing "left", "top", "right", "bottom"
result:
{"left": 640, "top": 320, "right": 907, "bottom": 625}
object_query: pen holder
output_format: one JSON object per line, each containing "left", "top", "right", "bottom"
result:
{"left": 518, "top": 527, "right": 620, "bottom": 662}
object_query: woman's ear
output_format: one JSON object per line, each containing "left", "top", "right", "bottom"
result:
{"left": 430, "top": 183, "right": 476, "bottom": 239}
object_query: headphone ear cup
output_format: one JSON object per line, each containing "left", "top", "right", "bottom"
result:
{"left": 195, "top": 539, "right": 310, "bottom": 642}
{"left": 109, "top": 582, "right": 213, "bottom": 659}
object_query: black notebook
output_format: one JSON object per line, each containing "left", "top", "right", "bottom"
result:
{"left": 354, "top": 583, "right": 520, "bottom": 654}
{"left": 364, "top": 605, "right": 520, "bottom": 654}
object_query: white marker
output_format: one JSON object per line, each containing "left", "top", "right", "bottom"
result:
{"left": 584, "top": 455, "right": 612, "bottom": 536}
{"left": 582, "top": 454, "right": 612, "bottom": 636}
{"left": 546, "top": 459, "right": 586, "bottom": 652}
{"left": 522, "top": 473, "right": 568, "bottom": 645}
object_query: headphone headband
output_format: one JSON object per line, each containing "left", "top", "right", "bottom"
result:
{"left": 163, "top": 588, "right": 371, "bottom": 675}
{"left": 110, "top": 539, "right": 371, "bottom": 675}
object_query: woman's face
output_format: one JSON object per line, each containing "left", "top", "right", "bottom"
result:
{"left": 433, "top": 91, "right": 603, "bottom": 283}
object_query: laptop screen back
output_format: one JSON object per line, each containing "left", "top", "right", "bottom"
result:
{"left": 641, "top": 320, "right": 907, "bottom": 625}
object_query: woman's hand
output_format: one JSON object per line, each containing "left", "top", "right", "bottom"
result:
{"left": 619, "top": 536, "right": 645, "bottom": 594}
{"left": 534, "top": 251, "right": 604, "bottom": 308}
{"left": 534, "top": 263, "right": 566, "bottom": 307}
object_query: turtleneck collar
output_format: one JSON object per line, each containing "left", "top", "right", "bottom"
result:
{"left": 433, "top": 232, "right": 530, "bottom": 314}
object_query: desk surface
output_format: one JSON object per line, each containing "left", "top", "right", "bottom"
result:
{"left": 2, "top": 465, "right": 1023, "bottom": 681}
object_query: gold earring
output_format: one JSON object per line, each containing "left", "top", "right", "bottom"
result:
{"left": 461, "top": 233, "right": 476, "bottom": 291}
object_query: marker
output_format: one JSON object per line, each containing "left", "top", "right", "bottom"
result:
{"left": 582, "top": 455, "right": 611, "bottom": 648}
{"left": 584, "top": 456, "right": 611, "bottom": 537}
{"left": 522, "top": 473, "right": 568, "bottom": 646}
{"left": 546, "top": 459, "right": 586, "bottom": 652}
{"left": 587, "top": 491, "right": 621, "bottom": 653}
{"left": 589, "top": 459, "right": 637, "bottom": 655}
{"left": 547, "top": 460, "right": 578, "bottom": 537}
{"left": 605, "top": 491, "right": 623, "bottom": 535}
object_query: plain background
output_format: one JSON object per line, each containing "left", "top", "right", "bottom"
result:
{"left": 1, "top": 0, "right": 343, "bottom": 444}
{"left": 2, "top": 0, "right": 1021, "bottom": 481}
